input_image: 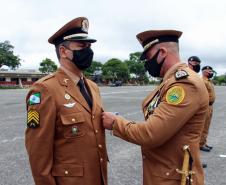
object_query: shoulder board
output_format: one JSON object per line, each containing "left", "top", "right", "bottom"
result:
{"left": 175, "top": 70, "right": 189, "bottom": 80}
{"left": 39, "top": 73, "right": 55, "bottom": 82}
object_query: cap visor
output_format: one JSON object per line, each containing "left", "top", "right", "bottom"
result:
{"left": 67, "top": 36, "right": 97, "bottom": 43}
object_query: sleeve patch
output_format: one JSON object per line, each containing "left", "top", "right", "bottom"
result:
{"left": 166, "top": 86, "right": 185, "bottom": 105}
{"left": 175, "top": 70, "right": 189, "bottom": 80}
{"left": 28, "top": 92, "right": 41, "bottom": 105}
{"left": 27, "top": 110, "right": 40, "bottom": 128}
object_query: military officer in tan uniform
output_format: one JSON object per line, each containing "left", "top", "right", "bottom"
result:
{"left": 187, "top": 56, "right": 201, "bottom": 73}
{"left": 187, "top": 56, "right": 209, "bottom": 168}
{"left": 25, "top": 17, "right": 108, "bottom": 185}
{"left": 199, "top": 66, "right": 215, "bottom": 151}
{"left": 102, "top": 30, "right": 208, "bottom": 185}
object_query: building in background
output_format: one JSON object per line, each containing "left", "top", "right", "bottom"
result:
{"left": 0, "top": 69, "right": 45, "bottom": 88}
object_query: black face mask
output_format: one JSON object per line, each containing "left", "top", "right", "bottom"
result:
{"left": 189, "top": 63, "right": 200, "bottom": 73}
{"left": 207, "top": 72, "right": 213, "bottom": 79}
{"left": 67, "top": 47, "right": 94, "bottom": 70}
{"left": 144, "top": 50, "right": 165, "bottom": 77}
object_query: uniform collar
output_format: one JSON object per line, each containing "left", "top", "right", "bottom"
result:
{"left": 60, "top": 66, "right": 83, "bottom": 85}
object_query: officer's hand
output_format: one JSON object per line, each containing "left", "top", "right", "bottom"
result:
{"left": 101, "top": 112, "right": 116, "bottom": 130}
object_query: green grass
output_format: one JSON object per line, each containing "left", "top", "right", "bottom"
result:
{"left": 0, "top": 86, "right": 22, "bottom": 89}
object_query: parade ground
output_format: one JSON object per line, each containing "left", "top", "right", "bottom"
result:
{"left": 0, "top": 86, "right": 225, "bottom": 185}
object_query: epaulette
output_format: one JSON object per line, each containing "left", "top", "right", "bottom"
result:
{"left": 175, "top": 70, "right": 189, "bottom": 80}
{"left": 39, "top": 73, "right": 55, "bottom": 82}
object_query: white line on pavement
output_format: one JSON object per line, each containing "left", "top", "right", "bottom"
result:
{"left": 219, "top": 154, "right": 226, "bottom": 158}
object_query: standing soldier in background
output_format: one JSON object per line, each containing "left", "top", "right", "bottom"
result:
{"left": 187, "top": 56, "right": 209, "bottom": 168}
{"left": 102, "top": 30, "right": 209, "bottom": 185}
{"left": 199, "top": 66, "right": 215, "bottom": 152}
{"left": 187, "top": 56, "right": 201, "bottom": 73}
{"left": 25, "top": 17, "right": 108, "bottom": 185}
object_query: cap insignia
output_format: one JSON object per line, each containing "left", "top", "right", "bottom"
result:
{"left": 81, "top": 19, "right": 89, "bottom": 32}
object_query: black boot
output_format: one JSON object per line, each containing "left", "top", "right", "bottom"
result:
{"left": 200, "top": 146, "right": 211, "bottom": 152}
{"left": 205, "top": 144, "right": 213, "bottom": 150}
{"left": 202, "top": 163, "right": 207, "bottom": 168}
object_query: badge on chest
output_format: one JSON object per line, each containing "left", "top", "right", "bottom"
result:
{"left": 145, "top": 92, "right": 161, "bottom": 119}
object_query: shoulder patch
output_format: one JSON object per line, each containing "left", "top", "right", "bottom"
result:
{"left": 166, "top": 86, "right": 185, "bottom": 105}
{"left": 28, "top": 92, "right": 41, "bottom": 105}
{"left": 175, "top": 70, "right": 189, "bottom": 80}
{"left": 27, "top": 110, "right": 40, "bottom": 128}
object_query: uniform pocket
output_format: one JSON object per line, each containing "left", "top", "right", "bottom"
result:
{"left": 60, "top": 112, "right": 86, "bottom": 138}
{"left": 52, "top": 163, "right": 84, "bottom": 185}
{"left": 52, "top": 163, "right": 84, "bottom": 177}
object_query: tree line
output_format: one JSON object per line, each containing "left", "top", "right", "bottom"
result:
{"left": 1, "top": 40, "right": 226, "bottom": 85}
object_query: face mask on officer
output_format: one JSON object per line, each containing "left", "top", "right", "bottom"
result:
{"left": 65, "top": 46, "right": 94, "bottom": 70}
{"left": 207, "top": 72, "right": 213, "bottom": 79}
{"left": 144, "top": 49, "right": 165, "bottom": 77}
{"left": 189, "top": 62, "right": 200, "bottom": 73}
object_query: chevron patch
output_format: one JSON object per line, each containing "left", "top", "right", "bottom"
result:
{"left": 27, "top": 110, "right": 40, "bottom": 128}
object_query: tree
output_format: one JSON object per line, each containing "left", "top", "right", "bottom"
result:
{"left": 84, "top": 61, "right": 103, "bottom": 77}
{"left": 102, "top": 58, "right": 129, "bottom": 83}
{"left": 213, "top": 75, "right": 226, "bottom": 85}
{"left": 39, "top": 58, "right": 57, "bottom": 74}
{"left": 125, "top": 52, "right": 148, "bottom": 84}
{"left": 0, "top": 40, "right": 21, "bottom": 69}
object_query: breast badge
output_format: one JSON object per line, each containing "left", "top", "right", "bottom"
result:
{"left": 63, "top": 102, "right": 76, "bottom": 108}
{"left": 145, "top": 92, "right": 160, "bottom": 119}
{"left": 65, "top": 93, "right": 71, "bottom": 100}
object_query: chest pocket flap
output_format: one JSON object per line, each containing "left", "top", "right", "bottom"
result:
{"left": 60, "top": 112, "right": 85, "bottom": 125}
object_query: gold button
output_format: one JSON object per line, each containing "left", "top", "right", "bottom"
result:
{"left": 95, "top": 130, "right": 98, "bottom": 134}
{"left": 65, "top": 170, "right": 69, "bottom": 175}
{"left": 92, "top": 115, "right": 95, "bottom": 119}
{"left": 100, "top": 158, "right": 103, "bottom": 162}
{"left": 166, "top": 172, "right": 170, "bottom": 176}
{"left": 98, "top": 144, "right": 102, "bottom": 148}
{"left": 72, "top": 118, "right": 75, "bottom": 122}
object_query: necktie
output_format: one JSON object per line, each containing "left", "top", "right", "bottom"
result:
{"left": 77, "top": 79, "right": 93, "bottom": 108}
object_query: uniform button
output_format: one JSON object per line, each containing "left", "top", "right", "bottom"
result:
{"left": 98, "top": 144, "right": 102, "bottom": 148}
{"left": 72, "top": 118, "right": 75, "bottom": 122}
{"left": 95, "top": 130, "right": 98, "bottom": 134}
{"left": 142, "top": 155, "right": 146, "bottom": 159}
{"left": 166, "top": 172, "right": 170, "bottom": 176}
{"left": 92, "top": 115, "right": 95, "bottom": 119}
{"left": 65, "top": 170, "right": 69, "bottom": 175}
{"left": 100, "top": 158, "right": 103, "bottom": 162}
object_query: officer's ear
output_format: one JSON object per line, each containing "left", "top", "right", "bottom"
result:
{"left": 158, "top": 47, "right": 167, "bottom": 62}
{"left": 59, "top": 45, "right": 69, "bottom": 59}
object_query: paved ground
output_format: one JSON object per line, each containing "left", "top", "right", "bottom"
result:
{"left": 0, "top": 86, "right": 225, "bottom": 185}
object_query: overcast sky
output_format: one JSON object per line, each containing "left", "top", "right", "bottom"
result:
{"left": 1, "top": 0, "right": 226, "bottom": 74}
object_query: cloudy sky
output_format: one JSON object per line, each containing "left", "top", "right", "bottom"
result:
{"left": 1, "top": 0, "right": 226, "bottom": 74}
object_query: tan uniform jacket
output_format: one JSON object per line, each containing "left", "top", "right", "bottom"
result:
{"left": 203, "top": 76, "right": 215, "bottom": 105}
{"left": 113, "top": 63, "right": 208, "bottom": 185}
{"left": 25, "top": 68, "right": 108, "bottom": 185}
{"left": 199, "top": 77, "right": 215, "bottom": 146}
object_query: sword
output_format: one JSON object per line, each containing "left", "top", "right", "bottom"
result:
{"left": 176, "top": 145, "right": 195, "bottom": 185}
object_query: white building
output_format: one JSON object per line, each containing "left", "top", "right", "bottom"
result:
{"left": 0, "top": 69, "right": 45, "bottom": 87}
